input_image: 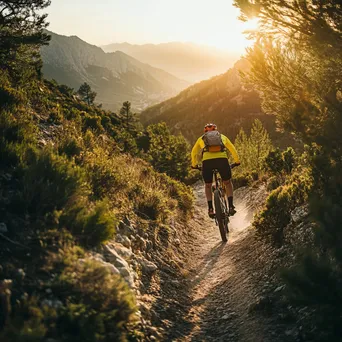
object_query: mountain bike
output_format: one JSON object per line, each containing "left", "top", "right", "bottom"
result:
{"left": 194, "top": 163, "right": 238, "bottom": 242}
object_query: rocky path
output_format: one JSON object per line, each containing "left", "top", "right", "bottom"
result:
{"left": 167, "top": 185, "right": 293, "bottom": 342}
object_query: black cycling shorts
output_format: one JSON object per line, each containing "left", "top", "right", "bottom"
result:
{"left": 202, "top": 158, "right": 231, "bottom": 183}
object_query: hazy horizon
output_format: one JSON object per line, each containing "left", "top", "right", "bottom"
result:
{"left": 45, "top": 0, "right": 256, "bottom": 54}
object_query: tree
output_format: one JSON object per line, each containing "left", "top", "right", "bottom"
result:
{"left": 119, "top": 101, "right": 136, "bottom": 131}
{"left": 249, "top": 119, "right": 272, "bottom": 172}
{"left": 0, "top": 0, "right": 51, "bottom": 80}
{"left": 234, "top": 119, "right": 272, "bottom": 174}
{"left": 77, "top": 82, "right": 97, "bottom": 106}
{"left": 147, "top": 122, "right": 190, "bottom": 181}
{"left": 234, "top": 1, "right": 342, "bottom": 338}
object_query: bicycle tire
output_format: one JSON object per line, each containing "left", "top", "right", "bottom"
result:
{"left": 214, "top": 190, "right": 228, "bottom": 242}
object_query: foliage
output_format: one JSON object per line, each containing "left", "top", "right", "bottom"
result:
{"left": 147, "top": 122, "right": 190, "bottom": 181}
{"left": 119, "top": 101, "right": 137, "bottom": 132}
{"left": 77, "top": 82, "right": 97, "bottom": 106}
{"left": 264, "top": 147, "right": 296, "bottom": 176}
{"left": 234, "top": 1, "right": 342, "bottom": 338}
{"left": 0, "top": 248, "right": 137, "bottom": 342}
{"left": 0, "top": 0, "right": 51, "bottom": 81}
{"left": 234, "top": 118, "right": 273, "bottom": 175}
{"left": 253, "top": 174, "right": 311, "bottom": 245}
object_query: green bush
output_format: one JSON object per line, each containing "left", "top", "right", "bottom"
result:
{"left": 0, "top": 258, "right": 137, "bottom": 342}
{"left": 136, "top": 191, "right": 167, "bottom": 221}
{"left": 61, "top": 200, "right": 116, "bottom": 247}
{"left": 58, "top": 136, "right": 83, "bottom": 158}
{"left": 82, "top": 113, "right": 104, "bottom": 132}
{"left": 233, "top": 173, "right": 252, "bottom": 189}
{"left": 264, "top": 148, "right": 284, "bottom": 175}
{"left": 17, "top": 150, "right": 88, "bottom": 217}
{"left": 267, "top": 176, "right": 280, "bottom": 191}
{"left": 254, "top": 177, "right": 310, "bottom": 245}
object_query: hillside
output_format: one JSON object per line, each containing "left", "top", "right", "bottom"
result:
{"left": 140, "top": 59, "right": 287, "bottom": 145}
{"left": 41, "top": 31, "right": 189, "bottom": 112}
{"left": 101, "top": 42, "right": 238, "bottom": 83}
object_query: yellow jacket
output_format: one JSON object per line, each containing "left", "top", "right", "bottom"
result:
{"left": 191, "top": 134, "right": 240, "bottom": 167}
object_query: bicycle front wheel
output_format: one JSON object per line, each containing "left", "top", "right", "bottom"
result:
{"left": 214, "top": 190, "right": 228, "bottom": 242}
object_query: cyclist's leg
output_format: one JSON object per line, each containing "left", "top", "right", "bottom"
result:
{"left": 202, "top": 160, "right": 215, "bottom": 218}
{"left": 217, "top": 159, "right": 236, "bottom": 215}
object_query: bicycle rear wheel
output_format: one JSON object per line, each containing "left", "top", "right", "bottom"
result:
{"left": 214, "top": 190, "right": 228, "bottom": 242}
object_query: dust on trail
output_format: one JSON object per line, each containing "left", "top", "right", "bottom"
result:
{"left": 169, "top": 185, "right": 291, "bottom": 342}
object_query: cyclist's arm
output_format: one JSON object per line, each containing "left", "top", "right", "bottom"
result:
{"left": 222, "top": 135, "right": 240, "bottom": 164}
{"left": 191, "top": 137, "right": 203, "bottom": 167}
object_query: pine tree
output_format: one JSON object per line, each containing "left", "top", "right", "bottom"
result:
{"left": 119, "top": 101, "right": 136, "bottom": 131}
{"left": 147, "top": 122, "right": 190, "bottom": 181}
{"left": 249, "top": 119, "right": 272, "bottom": 172}
{"left": 234, "top": 120, "right": 272, "bottom": 174}
{"left": 77, "top": 82, "right": 97, "bottom": 106}
{"left": 0, "top": 0, "right": 51, "bottom": 81}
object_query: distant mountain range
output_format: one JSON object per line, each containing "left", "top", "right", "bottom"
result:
{"left": 140, "top": 59, "right": 293, "bottom": 146}
{"left": 41, "top": 31, "right": 189, "bottom": 111}
{"left": 101, "top": 42, "right": 238, "bottom": 83}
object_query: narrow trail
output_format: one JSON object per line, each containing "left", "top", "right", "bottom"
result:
{"left": 168, "top": 185, "right": 292, "bottom": 342}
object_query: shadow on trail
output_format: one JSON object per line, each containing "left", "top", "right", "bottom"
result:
{"left": 190, "top": 241, "right": 226, "bottom": 290}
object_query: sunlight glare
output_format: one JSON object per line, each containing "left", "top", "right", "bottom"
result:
{"left": 242, "top": 17, "right": 260, "bottom": 33}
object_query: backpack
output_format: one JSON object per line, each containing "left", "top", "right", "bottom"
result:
{"left": 202, "top": 131, "right": 226, "bottom": 153}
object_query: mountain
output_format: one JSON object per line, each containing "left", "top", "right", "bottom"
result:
{"left": 41, "top": 31, "right": 189, "bottom": 111}
{"left": 140, "top": 59, "right": 293, "bottom": 146}
{"left": 101, "top": 42, "right": 239, "bottom": 83}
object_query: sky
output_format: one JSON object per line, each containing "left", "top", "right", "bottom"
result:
{"left": 46, "top": 0, "right": 255, "bottom": 53}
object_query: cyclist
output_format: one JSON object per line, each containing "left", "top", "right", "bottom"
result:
{"left": 191, "top": 123, "right": 240, "bottom": 219}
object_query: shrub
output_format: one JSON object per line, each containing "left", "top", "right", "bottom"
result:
{"left": 82, "top": 113, "right": 104, "bottom": 132}
{"left": 267, "top": 176, "right": 280, "bottom": 191}
{"left": 17, "top": 150, "right": 88, "bottom": 218}
{"left": 0, "top": 258, "right": 138, "bottom": 342}
{"left": 264, "top": 148, "right": 284, "bottom": 175}
{"left": 136, "top": 190, "right": 167, "bottom": 221}
{"left": 61, "top": 200, "right": 117, "bottom": 247}
{"left": 55, "top": 258, "right": 137, "bottom": 342}
{"left": 253, "top": 176, "right": 310, "bottom": 245}
{"left": 58, "top": 136, "right": 83, "bottom": 158}
{"left": 233, "top": 173, "right": 252, "bottom": 189}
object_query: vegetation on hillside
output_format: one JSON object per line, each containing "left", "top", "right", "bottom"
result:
{"left": 235, "top": 0, "right": 342, "bottom": 340}
{"left": 0, "top": 1, "right": 193, "bottom": 340}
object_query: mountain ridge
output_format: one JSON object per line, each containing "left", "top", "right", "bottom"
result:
{"left": 41, "top": 31, "right": 189, "bottom": 111}
{"left": 101, "top": 41, "right": 239, "bottom": 83}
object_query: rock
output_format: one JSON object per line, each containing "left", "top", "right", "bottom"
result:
{"left": 114, "top": 243, "right": 133, "bottom": 259}
{"left": 139, "top": 258, "right": 158, "bottom": 273}
{"left": 122, "top": 236, "right": 131, "bottom": 248}
{"left": 114, "top": 257, "right": 129, "bottom": 270}
{"left": 103, "top": 244, "right": 121, "bottom": 263}
{"left": 118, "top": 220, "right": 134, "bottom": 236}
{"left": 146, "top": 240, "right": 154, "bottom": 252}
{"left": 274, "top": 285, "right": 286, "bottom": 293}
{"left": 0, "top": 223, "right": 8, "bottom": 233}
{"left": 136, "top": 236, "right": 147, "bottom": 251}
{"left": 174, "top": 238, "right": 181, "bottom": 246}
{"left": 118, "top": 266, "right": 130, "bottom": 278}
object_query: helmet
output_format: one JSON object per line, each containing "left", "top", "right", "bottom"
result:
{"left": 204, "top": 123, "right": 217, "bottom": 133}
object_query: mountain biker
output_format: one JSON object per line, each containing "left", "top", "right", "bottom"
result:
{"left": 191, "top": 123, "right": 240, "bottom": 219}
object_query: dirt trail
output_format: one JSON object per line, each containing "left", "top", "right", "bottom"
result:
{"left": 168, "top": 185, "right": 291, "bottom": 342}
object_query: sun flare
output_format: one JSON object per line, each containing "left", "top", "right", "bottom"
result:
{"left": 242, "top": 17, "right": 260, "bottom": 32}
